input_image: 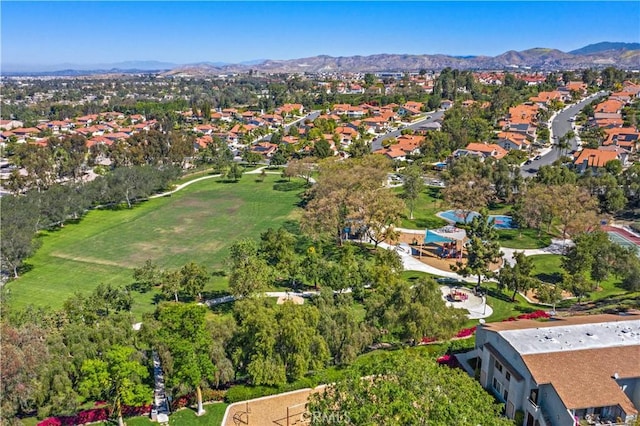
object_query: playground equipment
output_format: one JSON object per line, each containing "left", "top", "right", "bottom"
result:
{"left": 232, "top": 402, "right": 250, "bottom": 425}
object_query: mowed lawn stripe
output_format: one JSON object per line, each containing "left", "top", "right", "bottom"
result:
{"left": 6, "top": 175, "right": 304, "bottom": 314}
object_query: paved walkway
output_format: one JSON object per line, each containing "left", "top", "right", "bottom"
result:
{"left": 152, "top": 351, "right": 170, "bottom": 422}
{"left": 149, "top": 174, "right": 221, "bottom": 198}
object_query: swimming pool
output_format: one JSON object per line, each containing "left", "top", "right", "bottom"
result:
{"left": 437, "top": 210, "right": 516, "bottom": 229}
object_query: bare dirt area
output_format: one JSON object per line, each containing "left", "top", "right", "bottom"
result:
{"left": 224, "top": 386, "right": 326, "bottom": 426}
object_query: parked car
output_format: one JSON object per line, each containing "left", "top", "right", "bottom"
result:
{"left": 534, "top": 155, "right": 542, "bottom": 160}
{"left": 524, "top": 159, "right": 532, "bottom": 165}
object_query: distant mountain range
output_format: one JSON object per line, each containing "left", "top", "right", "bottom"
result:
{"left": 3, "top": 42, "right": 638, "bottom": 76}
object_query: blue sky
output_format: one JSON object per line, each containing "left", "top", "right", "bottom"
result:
{"left": 2, "top": 1, "right": 639, "bottom": 66}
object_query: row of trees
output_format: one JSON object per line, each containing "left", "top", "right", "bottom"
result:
{"left": 1, "top": 165, "right": 180, "bottom": 278}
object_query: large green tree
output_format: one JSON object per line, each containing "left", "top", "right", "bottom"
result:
{"left": 498, "top": 251, "right": 538, "bottom": 301}
{"left": 79, "top": 345, "right": 151, "bottom": 426}
{"left": 307, "top": 351, "right": 513, "bottom": 426}
{"left": 451, "top": 211, "right": 502, "bottom": 291}
{"left": 156, "top": 304, "right": 216, "bottom": 416}
{"left": 401, "top": 165, "right": 424, "bottom": 220}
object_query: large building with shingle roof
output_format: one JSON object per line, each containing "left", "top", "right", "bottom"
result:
{"left": 458, "top": 313, "right": 640, "bottom": 426}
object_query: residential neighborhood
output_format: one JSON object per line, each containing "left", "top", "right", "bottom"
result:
{"left": 2, "top": 1, "right": 640, "bottom": 425}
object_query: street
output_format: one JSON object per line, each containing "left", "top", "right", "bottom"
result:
{"left": 520, "top": 91, "right": 608, "bottom": 178}
{"left": 371, "top": 110, "right": 445, "bottom": 152}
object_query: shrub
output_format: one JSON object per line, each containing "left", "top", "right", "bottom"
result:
{"left": 225, "top": 385, "right": 281, "bottom": 403}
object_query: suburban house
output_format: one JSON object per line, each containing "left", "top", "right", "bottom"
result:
{"left": 594, "top": 100, "right": 625, "bottom": 120}
{"left": 250, "top": 142, "right": 278, "bottom": 157}
{"left": 275, "top": 103, "right": 304, "bottom": 117}
{"left": 458, "top": 312, "right": 640, "bottom": 426}
{"left": 0, "top": 119, "right": 24, "bottom": 130}
{"left": 374, "top": 134, "right": 423, "bottom": 161}
{"left": 440, "top": 100, "right": 454, "bottom": 110}
{"left": 450, "top": 142, "right": 508, "bottom": 162}
{"left": 573, "top": 147, "right": 627, "bottom": 173}
{"left": 398, "top": 101, "right": 424, "bottom": 116}
{"left": 562, "top": 81, "right": 588, "bottom": 95}
{"left": 496, "top": 131, "right": 530, "bottom": 151}
{"left": 603, "top": 127, "right": 640, "bottom": 153}
{"left": 529, "top": 91, "right": 567, "bottom": 107}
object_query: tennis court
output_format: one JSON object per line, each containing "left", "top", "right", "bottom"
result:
{"left": 607, "top": 231, "right": 640, "bottom": 255}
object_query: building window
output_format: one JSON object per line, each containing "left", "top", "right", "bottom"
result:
{"left": 506, "top": 371, "right": 511, "bottom": 381}
{"left": 503, "top": 389, "right": 509, "bottom": 402}
{"left": 494, "top": 360, "right": 503, "bottom": 373}
{"left": 493, "top": 378, "right": 502, "bottom": 394}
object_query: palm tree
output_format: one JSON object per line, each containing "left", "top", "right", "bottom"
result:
{"left": 557, "top": 131, "right": 574, "bottom": 157}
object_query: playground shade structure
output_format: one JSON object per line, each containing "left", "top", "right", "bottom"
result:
{"left": 437, "top": 210, "right": 516, "bottom": 229}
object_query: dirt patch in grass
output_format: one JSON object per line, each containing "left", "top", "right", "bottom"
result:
{"left": 50, "top": 252, "right": 130, "bottom": 268}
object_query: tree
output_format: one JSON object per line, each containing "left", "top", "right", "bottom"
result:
{"left": 552, "top": 184, "right": 599, "bottom": 240}
{"left": 242, "top": 150, "right": 262, "bottom": 166}
{"left": 498, "top": 251, "right": 537, "bottom": 301}
{"left": 442, "top": 173, "right": 494, "bottom": 221}
{"left": 512, "top": 184, "right": 555, "bottom": 236}
{"left": 535, "top": 283, "right": 564, "bottom": 312}
{"left": 225, "top": 162, "right": 243, "bottom": 182}
{"left": 307, "top": 351, "right": 513, "bottom": 426}
{"left": 375, "top": 278, "right": 466, "bottom": 345}
{"left": 231, "top": 298, "right": 329, "bottom": 385}
{"left": 180, "top": 262, "right": 209, "bottom": 301}
{"left": 302, "top": 156, "right": 394, "bottom": 246}
{"left": 313, "top": 139, "right": 332, "bottom": 159}
{"left": 259, "top": 227, "right": 298, "bottom": 286}
{"left": 227, "top": 238, "right": 272, "bottom": 297}
{"left": 79, "top": 345, "right": 150, "bottom": 426}
{"left": 314, "top": 290, "right": 373, "bottom": 365}
{"left": 156, "top": 304, "right": 215, "bottom": 416}
{"left": 401, "top": 165, "right": 424, "bottom": 220}
{"left": 451, "top": 211, "right": 502, "bottom": 291}
{"left": 0, "top": 196, "right": 40, "bottom": 278}
{"left": 363, "top": 73, "right": 376, "bottom": 86}
{"left": 131, "top": 259, "right": 161, "bottom": 292}
{"left": 161, "top": 269, "right": 182, "bottom": 302}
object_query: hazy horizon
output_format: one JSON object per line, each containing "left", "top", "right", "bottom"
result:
{"left": 2, "top": 1, "right": 639, "bottom": 71}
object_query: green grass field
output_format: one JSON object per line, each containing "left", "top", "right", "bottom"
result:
{"left": 497, "top": 228, "right": 552, "bottom": 249}
{"left": 5, "top": 175, "right": 306, "bottom": 316}
{"left": 395, "top": 186, "right": 448, "bottom": 229}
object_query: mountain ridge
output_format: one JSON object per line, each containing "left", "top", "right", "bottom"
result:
{"left": 4, "top": 42, "right": 639, "bottom": 75}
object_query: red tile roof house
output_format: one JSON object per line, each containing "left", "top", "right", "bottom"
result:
{"left": 602, "top": 127, "right": 640, "bottom": 153}
{"left": 609, "top": 91, "right": 636, "bottom": 103}
{"left": 251, "top": 142, "right": 278, "bottom": 158}
{"left": 374, "top": 135, "right": 424, "bottom": 161}
{"left": 573, "top": 148, "right": 627, "bottom": 173}
{"left": 0, "top": 120, "right": 24, "bottom": 130}
{"left": 496, "top": 131, "right": 530, "bottom": 151}
{"left": 275, "top": 103, "right": 304, "bottom": 117}
{"left": 594, "top": 99, "right": 625, "bottom": 120}
{"left": 334, "top": 126, "right": 358, "bottom": 147}
{"left": 528, "top": 91, "right": 567, "bottom": 107}
{"left": 11, "top": 127, "right": 41, "bottom": 138}
{"left": 462, "top": 142, "right": 508, "bottom": 160}
{"left": 562, "top": 81, "right": 588, "bottom": 95}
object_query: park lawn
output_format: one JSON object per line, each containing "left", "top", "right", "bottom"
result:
{"left": 529, "top": 254, "right": 628, "bottom": 302}
{"left": 530, "top": 254, "right": 564, "bottom": 284}
{"left": 498, "top": 228, "right": 552, "bottom": 249}
{"left": 6, "top": 175, "right": 305, "bottom": 316}
{"left": 394, "top": 186, "right": 448, "bottom": 230}
{"left": 91, "top": 403, "right": 228, "bottom": 426}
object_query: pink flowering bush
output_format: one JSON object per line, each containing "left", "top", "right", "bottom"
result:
{"left": 37, "top": 404, "right": 151, "bottom": 426}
